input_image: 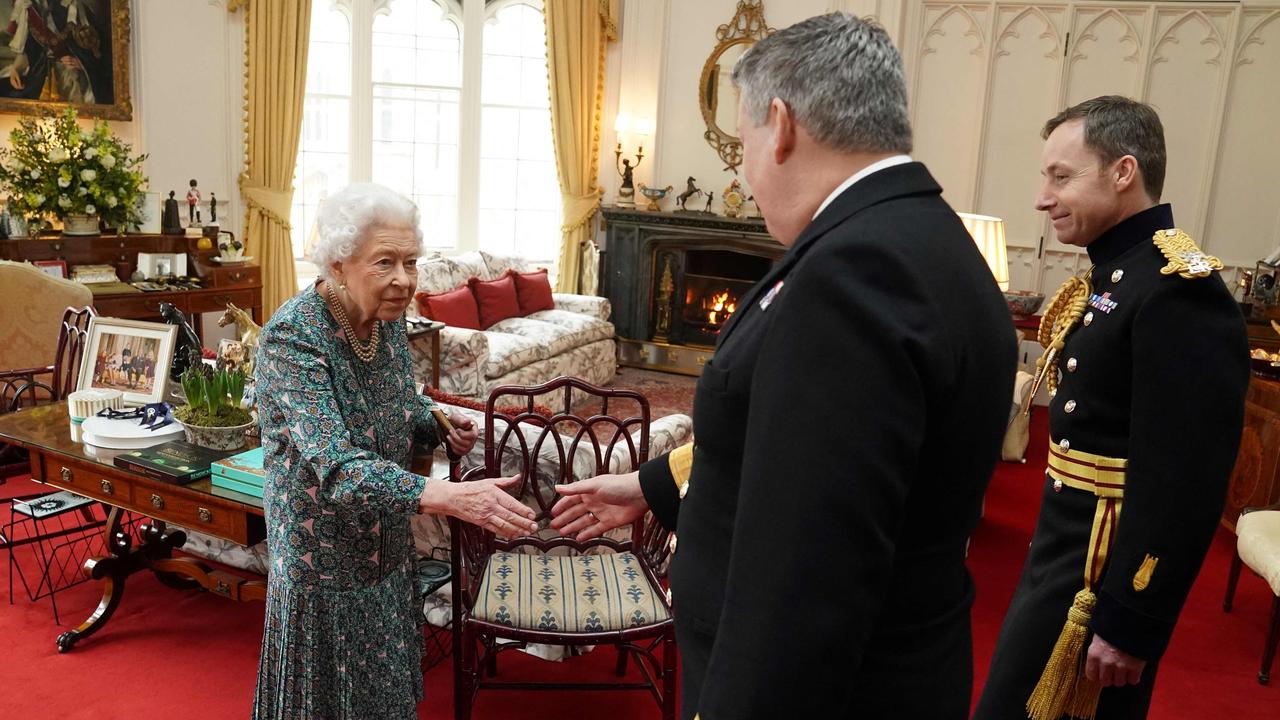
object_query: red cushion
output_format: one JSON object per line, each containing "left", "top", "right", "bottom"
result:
{"left": 415, "top": 286, "right": 480, "bottom": 330}
{"left": 510, "top": 268, "right": 555, "bottom": 315}
{"left": 469, "top": 275, "right": 521, "bottom": 329}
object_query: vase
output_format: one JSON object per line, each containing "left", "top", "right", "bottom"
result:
{"left": 62, "top": 213, "right": 100, "bottom": 236}
{"left": 175, "top": 417, "right": 255, "bottom": 451}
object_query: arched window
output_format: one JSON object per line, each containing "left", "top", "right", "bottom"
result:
{"left": 291, "top": 0, "right": 559, "bottom": 280}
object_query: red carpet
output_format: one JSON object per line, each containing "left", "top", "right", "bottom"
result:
{"left": 2, "top": 408, "right": 1278, "bottom": 718}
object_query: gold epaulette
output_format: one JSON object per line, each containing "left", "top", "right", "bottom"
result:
{"left": 1153, "top": 228, "right": 1222, "bottom": 279}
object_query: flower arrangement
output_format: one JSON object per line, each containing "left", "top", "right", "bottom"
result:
{"left": 176, "top": 357, "right": 252, "bottom": 429}
{"left": 0, "top": 108, "right": 148, "bottom": 232}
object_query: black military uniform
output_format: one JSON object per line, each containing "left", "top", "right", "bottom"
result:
{"left": 638, "top": 162, "right": 1016, "bottom": 719}
{"left": 974, "top": 204, "right": 1249, "bottom": 719}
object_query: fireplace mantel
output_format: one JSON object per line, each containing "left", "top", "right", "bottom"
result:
{"left": 600, "top": 206, "right": 784, "bottom": 374}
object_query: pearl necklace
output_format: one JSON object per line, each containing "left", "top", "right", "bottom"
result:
{"left": 325, "top": 282, "right": 380, "bottom": 363}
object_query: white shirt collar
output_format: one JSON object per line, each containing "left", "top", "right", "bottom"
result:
{"left": 812, "top": 154, "right": 913, "bottom": 220}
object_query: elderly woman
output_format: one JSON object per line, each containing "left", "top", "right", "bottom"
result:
{"left": 252, "top": 183, "right": 537, "bottom": 719}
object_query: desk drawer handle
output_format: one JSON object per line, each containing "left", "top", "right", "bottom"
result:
{"left": 198, "top": 507, "right": 212, "bottom": 523}
{"left": 61, "top": 466, "right": 72, "bottom": 483}
{"left": 51, "top": 241, "right": 63, "bottom": 251}
{"left": 228, "top": 272, "right": 244, "bottom": 282}
{"left": 150, "top": 493, "right": 165, "bottom": 510}
{"left": 100, "top": 479, "right": 114, "bottom": 496}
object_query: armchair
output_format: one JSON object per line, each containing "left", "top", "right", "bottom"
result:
{"left": 1224, "top": 501, "right": 1280, "bottom": 684}
{"left": 450, "top": 377, "right": 676, "bottom": 720}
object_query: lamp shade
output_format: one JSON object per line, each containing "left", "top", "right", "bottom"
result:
{"left": 958, "top": 212, "right": 1009, "bottom": 291}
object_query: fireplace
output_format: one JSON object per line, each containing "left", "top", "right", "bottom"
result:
{"left": 600, "top": 207, "right": 783, "bottom": 375}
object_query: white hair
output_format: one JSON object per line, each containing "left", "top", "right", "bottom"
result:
{"left": 309, "top": 183, "right": 423, "bottom": 278}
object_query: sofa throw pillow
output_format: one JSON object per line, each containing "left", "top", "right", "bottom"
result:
{"left": 416, "top": 286, "right": 481, "bottom": 330}
{"left": 510, "top": 268, "right": 555, "bottom": 315}
{"left": 469, "top": 275, "right": 522, "bottom": 329}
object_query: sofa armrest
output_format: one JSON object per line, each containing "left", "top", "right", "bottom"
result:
{"left": 552, "top": 293, "right": 611, "bottom": 321}
{"left": 409, "top": 327, "right": 490, "bottom": 397}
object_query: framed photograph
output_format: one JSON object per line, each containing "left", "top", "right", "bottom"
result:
{"left": 33, "top": 259, "right": 67, "bottom": 279}
{"left": 0, "top": 0, "right": 133, "bottom": 121}
{"left": 77, "top": 317, "right": 177, "bottom": 406}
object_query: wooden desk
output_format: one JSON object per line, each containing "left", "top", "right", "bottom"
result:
{"left": 0, "top": 403, "right": 267, "bottom": 652}
{"left": 1224, "top": 375, "right": 1280, "bottom": 531}
{"left": 0, "top": 234, "right": 264, "bottom": 332}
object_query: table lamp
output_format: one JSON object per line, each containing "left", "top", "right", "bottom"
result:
{"left": 959, "top": 212, "right": 1009, "bottom": 291}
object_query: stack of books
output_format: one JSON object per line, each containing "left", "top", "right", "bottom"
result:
{"left": 211, "top": 447, "right": 265, "bottom": 498}
{"left": 113, "top": 441, "right": 237, "bottom": 484}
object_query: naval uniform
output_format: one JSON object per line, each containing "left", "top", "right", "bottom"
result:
{"left": 973, "top": 204, "right": 1249, "bottom": 719}
{"left": 638, "top": 162, "right": 1016, "bottom": 719}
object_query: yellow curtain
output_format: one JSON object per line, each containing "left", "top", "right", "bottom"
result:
{"left": 228, "top": 0, "right": 311, "bottom": 317}
{"left": 545, "top": 0, "right": 618, "bottom": 294}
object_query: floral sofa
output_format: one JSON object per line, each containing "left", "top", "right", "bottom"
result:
{"left": 408, "top": 251, "right": 617, "bottom": 399}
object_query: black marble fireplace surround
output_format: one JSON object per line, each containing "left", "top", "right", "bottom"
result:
{"left": 600, "top": 207, "right": 784, "bottom": 374}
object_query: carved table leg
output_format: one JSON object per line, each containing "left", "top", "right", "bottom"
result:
{"left": 56, "top": 506, "right": 132, "bottom": 653}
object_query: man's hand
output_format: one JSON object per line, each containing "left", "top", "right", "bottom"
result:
{"left": 550, "top": 472, "right": 647, "bottom": 541}
{"left": 1085, "top": 634, "right": 1147, "bottom": 687}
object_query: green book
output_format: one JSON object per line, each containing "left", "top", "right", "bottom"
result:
{"left": 211, "top": 447, "right": 265, "bottom": 487}
{"left": 113, "top": 441, "right": 238, "bottom": 484}
{"left": 212, "top": 473, "right": 265, "bottom": 499}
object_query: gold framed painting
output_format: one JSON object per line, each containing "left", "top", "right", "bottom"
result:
{"left": 77, "top": 317, "right": 177, "bottom": 406}
{"left": 0, "top": 0, "right": 132, "bottom": 120}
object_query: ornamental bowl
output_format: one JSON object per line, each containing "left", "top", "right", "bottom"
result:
{"left": 1004, "top": 290, "right": 1045, "bottom": 320}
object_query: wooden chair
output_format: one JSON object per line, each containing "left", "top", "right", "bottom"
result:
{"left": 1, "top": 305, "right": 97, "bottom": 479}
{"left": 450, "top": 376, "right": 676, "bottom": 720}
{"left": 1224, "top": 501, "right": 1280, "bottom": 684}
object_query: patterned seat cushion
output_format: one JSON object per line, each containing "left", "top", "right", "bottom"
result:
{"left": 486, "top": 316, "right": 584, "bottom": 358}
{"left": 475, "top": 551, "right": 669, "bottom": 632}
{"left": 483, "top": 332, "right": 551, "bottom": 378}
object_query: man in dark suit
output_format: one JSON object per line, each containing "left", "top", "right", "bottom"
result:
{"left": 973, "top": 97, "right": 1248, "bottom": 720}
{"left": 551, "top": 13, "right": 1015, "bottom": 719}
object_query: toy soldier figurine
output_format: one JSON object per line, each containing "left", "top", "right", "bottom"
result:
{"left": 209, "top": 192, "right": 217, "bottom": 224}
{"left": 974, "top": 96, "right": 1249, "bottom": 720}
{"left": 187, "top": 179, "right": 201, "bottom": 225}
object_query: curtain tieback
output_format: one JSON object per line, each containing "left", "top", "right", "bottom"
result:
{"left": 561, "top": 192, "right": 600, "bottom": 235}
{"left": 240, "top": 178, "right": 294, "bottom": 230}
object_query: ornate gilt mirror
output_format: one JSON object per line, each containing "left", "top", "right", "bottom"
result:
{"left": 699, "top": 1, "right": 774, "bottom": 173}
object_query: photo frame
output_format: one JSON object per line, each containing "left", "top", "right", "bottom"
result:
{"left": 33, "top": 259, "right": 67, "bottom": 278}
{"left": 77, "top": 317, "right": 177, "bottom": 406}
{"left": 0, "top": 0, "right": 133, "bottom": 121}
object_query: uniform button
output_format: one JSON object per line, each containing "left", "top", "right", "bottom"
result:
{"left": 1059, "top": 438, "right": 1070, "bottom": 451}
{"left": 1165, "top": 229, "right": 1178, "bottom": 237}
{"left": 1067, "top": 357, "right": 1078, "bottom": 372}
{"left": 668, "top": 534, "right": 678, "bottom": 555}
{"left": 1064, "top": 399, "right": 1077, "bottom": 413}
{"left": 678, "top": 481, "right": 689, "bottom": 500}
{"left": 1083, "top": 312, "right": 1094, "bottom": 326}
{"left": 1112, "top": 269, "right": 1124, "bottom": 283}
{"left": 1054, "top": 479, "right": 1064, "bottom": 492}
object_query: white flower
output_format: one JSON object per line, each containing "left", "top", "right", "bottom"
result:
{"left": 80, "top": 169, "right": 96, "bottom": 182}
{"left": 57, "top": 177, "right": 69, "bottom": 188}
{"left": 76, "top": 186, "right": 87, "bottom": 195}
{"left": 83, "top": 147, "right": 97, "bottom": 160}
{"left": 32, "top": 193, "right": 44, "bottom": 205}
{"left": 49, "top": 147, "right": 68, "bottom": 162}
{"left": 106, "top": 195, "right": 118, "bottom": 207}
{"left": 99, "top": 153, "right": 115, "bottom": 169}
{"left": 57, "top": 195, "right": 71, "bottom": 209}
{"left": 12, "top": 160, "right": 24, "bottom": 172}
{"left": 29, "top": 169, "right": 39, "bottom": 179}
{"left": 84, "top": 204, "right": 96, "bottom": 214}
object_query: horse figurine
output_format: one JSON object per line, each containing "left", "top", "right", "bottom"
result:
{"left": 159, "top": 302, "right": 202, "bottom": 378}
{"left": 676, "top": 176, "right": 704, "bottom": 211}
{"left": 218, "top": 303, "right": 261, "bottom": 374}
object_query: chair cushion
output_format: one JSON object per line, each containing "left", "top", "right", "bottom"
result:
{"left": 511, "top": 269, "right": 555, "bottom": 315}
{"left": 416, "top": 286, "right": 481, "bottom": 330}
{"left": 1237, "top": 510, "right": 1280, "bottom": 596}
{"left": 475, "top": 551, "right": 669, "bottom": 632}
{"left": 470, "top": 275, "right": 522, "bottom": 329}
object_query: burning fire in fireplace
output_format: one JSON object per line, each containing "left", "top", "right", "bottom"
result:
{"left": 705, "top": 290, "right": 737, "bottom": 326}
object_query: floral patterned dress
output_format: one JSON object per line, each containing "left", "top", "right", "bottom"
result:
{"left": 252, "top": 285, "right": 442, "bottom": 720}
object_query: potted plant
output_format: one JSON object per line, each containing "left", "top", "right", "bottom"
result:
{"left": 174, "top": 359, "right": 255, "bottom": 450}
{"left": 0, "top": 108, "right": 148, "bottom": 236}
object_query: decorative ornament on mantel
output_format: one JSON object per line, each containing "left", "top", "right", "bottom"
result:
{"left": 0, "top": 108, "right": 148, "bottom": 237}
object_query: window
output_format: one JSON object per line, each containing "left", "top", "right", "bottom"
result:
{"left": 292, "top": 0, "right": 561, "bottom": 276}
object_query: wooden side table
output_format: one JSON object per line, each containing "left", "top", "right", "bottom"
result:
{"left": 1224, "top": 375, "right": 1280, "bottom": 531}
{"left": 406, "top": 319, "right": 445, "bottom": 388}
